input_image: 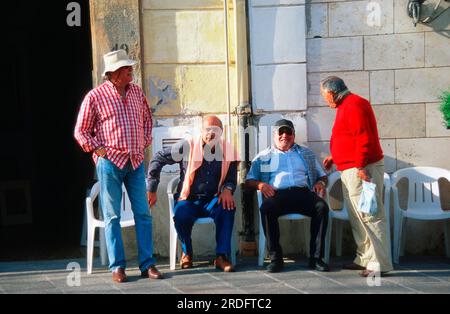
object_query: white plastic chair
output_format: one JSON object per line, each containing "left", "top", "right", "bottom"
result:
{"left": 324, "top": 172, "right": 391, "bottom": 263}
{"left": 257, "top": 191, "right": 320, "bottom": 266}
{"left": 392, "top": 167, "right": 450, "bottom": 264}
{"left": 86, "top": 182, "right": 135, "bottom": 274}
{"left": 167, "top": 176, "right": 237, "bottom": 270}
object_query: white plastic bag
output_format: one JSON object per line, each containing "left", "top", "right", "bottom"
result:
{"left": 358, "top": 181, "right": 377, "bottom": 215}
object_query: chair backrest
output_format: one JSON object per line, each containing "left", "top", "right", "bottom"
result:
{"left": 391, "top": 167, "right": 450, "bottom": 211}
{"left": 167, "top": 176, "right": 180, "bottom": 195}
{"left": 86, "top": 182, "right": 100, "bottom": 223}
{"left": 326, "top": 171, "right": 343, "bottom": 207}
{"left": 153, "top": 126, "right": 200, "bottom": 173}
{"left": 326, "top": 171, "right": 391, "bottom": 213}
{"left": 326, "top": 171, "right": 353, "bottom": 213}
{"left": 88, "top": 181, "right": 100, "bottom": 200}
{"left": 87, "top": 182, "right": 134, "bottom": 223}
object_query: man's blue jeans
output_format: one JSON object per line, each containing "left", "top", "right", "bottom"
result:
{"left": 96, "top": 157, "right": 156, "bottom": 272}
{"left": 174, "top": 197, "right": 235, "bottom": 257}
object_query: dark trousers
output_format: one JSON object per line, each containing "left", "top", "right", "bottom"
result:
{"left": 260, "top": 187, "right": 329, "bottom": 261}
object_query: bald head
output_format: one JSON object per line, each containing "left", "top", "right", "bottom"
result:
{"left": 203, "top": 115, "right": 223, "bottom": 130}
{"left": 202, "top": 115, "right": 223, "bottom": 145}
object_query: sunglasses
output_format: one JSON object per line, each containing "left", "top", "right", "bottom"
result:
{"left": 277, "top": 126, "right": 294, "bottom": 136}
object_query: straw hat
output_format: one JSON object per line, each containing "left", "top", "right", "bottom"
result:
{"left": 102, "top": 50, "right": 137, "bottom": 76}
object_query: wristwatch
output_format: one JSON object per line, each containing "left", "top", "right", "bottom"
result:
{"left": 221, "top": 185, "right": 234, "bottom": 193}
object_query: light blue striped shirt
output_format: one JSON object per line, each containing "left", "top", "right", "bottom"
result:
{"left": 247, "top": 147, "right": 326, "bottom": 190}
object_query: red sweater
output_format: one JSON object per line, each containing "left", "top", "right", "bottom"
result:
{"left": 330, "top": 93, "right": 383, "bottom": 171}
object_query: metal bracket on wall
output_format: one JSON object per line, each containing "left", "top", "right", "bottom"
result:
{"left": 408, "top": 0, "right": 450, "bottom": 26}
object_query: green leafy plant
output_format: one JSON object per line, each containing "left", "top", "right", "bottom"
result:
{"left": 439, "top": 90, "right": 450, "bottom": 129}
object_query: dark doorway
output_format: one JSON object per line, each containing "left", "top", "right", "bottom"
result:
{"left": 0, "top": 1, "right": 94, "bottom": 261}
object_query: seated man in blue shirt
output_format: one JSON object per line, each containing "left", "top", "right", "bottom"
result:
{"left": 147, "top": 116, "right": 239, "bottom": 272}
{"left": 246, "top": 119, "right": 330, "bottom": 273}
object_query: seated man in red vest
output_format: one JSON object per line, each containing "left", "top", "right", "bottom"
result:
{"left": 147, "top": 116, "right": 239, "bottom": 272}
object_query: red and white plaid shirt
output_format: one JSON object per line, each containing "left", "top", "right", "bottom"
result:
{"left": 74, "top": 80, "right": 153, "bottom": 170}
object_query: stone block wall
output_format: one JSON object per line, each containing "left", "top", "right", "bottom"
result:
{"left": 138, "top": 0, "right": 249, "bottom": 258}
{"left": 305, "top": 0, "right": 450, "bottom": 255}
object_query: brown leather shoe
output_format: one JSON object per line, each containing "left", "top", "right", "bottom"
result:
{"left": 180, "top": 254, "right": 193, "bottom": 269}
{"left": 360, "top": 269, "right": 388, "bottom": 277}
{"left": 112, "top": 268, "right": 128, "bottom": 283}
{"left": 141, "top": 266, "right": 164, "bottom": 280}
{"left": 214, "top": 255, "right": 234, "bottom": 272}
{"left": 343, "top": 263, "right": 366, "bottom": 271}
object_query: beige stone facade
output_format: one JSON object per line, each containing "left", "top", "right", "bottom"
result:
{"left": 89, "top": 0, "right": 450, "bottom": 258}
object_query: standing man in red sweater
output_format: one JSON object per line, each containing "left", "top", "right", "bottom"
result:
{"left": 321, "top": 76, "right": 393, "bottom": 277}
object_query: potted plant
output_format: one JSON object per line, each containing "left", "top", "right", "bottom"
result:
{"left": 439, "top": 90, "right": 450, "bottom": 129}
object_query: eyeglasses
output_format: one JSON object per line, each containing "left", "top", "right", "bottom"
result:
{"left": 277, "top": 127, "right": 294, "bottom": 136}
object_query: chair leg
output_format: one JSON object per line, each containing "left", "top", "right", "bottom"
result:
{"left": 324, "top": 216, "right": 333, "bottom": 264}
{"left": 335, "top": 220, "right": 343, "bottom": 257}
{"left": 393, "top": 214, "right": 404, "bottom": 264}
{"left": 87, "top": 225, "right": 95, "bottom": 274}
{"left": 258, "top": 214, "right": 266, "bottom": 267}
{"left": 99, "top": 228, "right": 108, "bottom": 266}
{"left": 303, "top": 220, "right": 310, "bottom": 258}
{"left": 444, "top": 220, "right": 450, "bottom": 258}
{"left": 385, "top": 216, "right": 393, "bottom": 259}
{"left": 231, "top": 226, "right": 237, "bottom": 266}
{"left": 393, "top": 213, "right": 399, "bottom": 264}
{"left": 400, "top": 218, "right": 407, "bottom": 256}
{"left": 169, "top": 220, "right": 178, "bottom": 271}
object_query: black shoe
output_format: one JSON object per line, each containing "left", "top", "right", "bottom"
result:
{"left": 266, "top": 260, "right": 284, "bottom": 273}
{"left": 309, "top": 258, "right": 330, "bottom": 272}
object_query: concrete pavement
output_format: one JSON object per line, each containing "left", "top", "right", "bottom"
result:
{"left": 1, "top": 256, "right": 449, "bottom": 294}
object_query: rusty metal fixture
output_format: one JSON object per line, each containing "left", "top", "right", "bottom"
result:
{"left": 407, "top": 0, "right": 426, "bottom": 26}
{"left": 408, "top": 0, "right": 450, "bottom": 26}
{"left": 236, "top": 103, "right": 256, "bottom": 243}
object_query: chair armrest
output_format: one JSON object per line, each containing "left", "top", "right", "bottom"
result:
{"left": 383, "top": 173, "right": 391, "bottom": 218}
{"left": 167, "top": 176, "right": 180, "bottom": 194}
{"left": 256, "top": 190, "right": 263, "bottom": 207}
{"left": 167, "top": 176, "right": 180, "bottom": 217}
{"left": 86, "top": 182, "right": 100, "bottom": 221}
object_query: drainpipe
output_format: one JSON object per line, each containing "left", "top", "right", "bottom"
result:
{"left": 224, "top": 0, "right": 232, "bottom": 140}
{"left": 236, "top": 0, "right": 256, "bottom": 254}
{"left": 237, "top": 104, "right": 255, "bottom": 244}
{"left": 225, "top": 0, "right": 257, "bottom": 255}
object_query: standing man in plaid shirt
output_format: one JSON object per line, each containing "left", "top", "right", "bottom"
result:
{"left": 75, "top": 50, "right": 163, "bottom": 283}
